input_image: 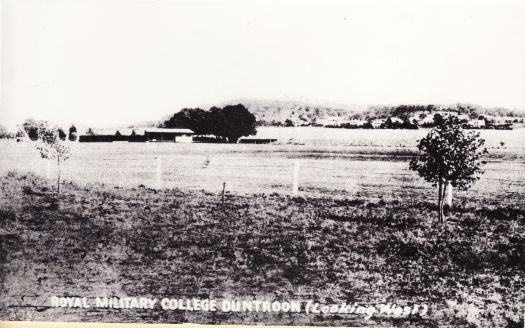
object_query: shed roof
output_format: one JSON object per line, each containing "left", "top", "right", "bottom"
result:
{"left": 144, "top": 128, "right": 194, "bottom": 134}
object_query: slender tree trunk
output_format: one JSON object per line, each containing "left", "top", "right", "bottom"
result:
{"left": 440, "top": 182, "right": 448, "bottom": 224}
{"left": 437, "top": 181, "right": 443, "bottom": 224}
{"left": 57, "top": 157, "right": 61, "bottom": 194}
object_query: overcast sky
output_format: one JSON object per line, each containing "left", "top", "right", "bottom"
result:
{"left": 1, "top": 0, "right": 524, "bottom": 130}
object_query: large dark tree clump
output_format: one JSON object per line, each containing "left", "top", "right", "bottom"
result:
{"left": 163, "top": 104, "right": 257, "bottom": 143}
{"left": 163, "top": 108, "right": 213, "bottom": 135}
{"left": 209, "top": 105, "right": 257, "bottom": 143}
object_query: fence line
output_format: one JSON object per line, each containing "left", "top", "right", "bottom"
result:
{"left": 1, "top": 150, "right": 521, "bottom": 205}
{"left": 134, "top": 156, "right": 525, "bottom": 204}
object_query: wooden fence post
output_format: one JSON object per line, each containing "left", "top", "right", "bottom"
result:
{"left": 292, "top": 160, "right": 300, "bottom": 196}
{"left": 447, "top": 182, "right": 453, "bottom": 207}
{"left": 221, "top": 182, "right": 226, "bottom": 205}
{"left": 155, "top": 156, "right": 162, "bottom": 189}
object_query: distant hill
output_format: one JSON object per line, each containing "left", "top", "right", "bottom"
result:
{"left": 218, "top": 99, "right": 367, "bottom": 126}
{"left": 216, "top": 99, "right": 525, "bottom": 126}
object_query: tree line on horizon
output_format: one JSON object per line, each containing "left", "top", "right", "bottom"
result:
{"left": 359, "top": 104, "right": 524, "bottom": 120}
{"left": 256, "top": 103, "right": 525, "bottom": 127}
{"left": 0, "top": 119, "right": 78, "bottom": 141}
{"left": 0, "top": 104, "right": 259, "bottom": 143}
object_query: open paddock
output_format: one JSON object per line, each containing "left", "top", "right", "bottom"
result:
{"left": 1, "top": 128, "right": 524, "bottom": 206}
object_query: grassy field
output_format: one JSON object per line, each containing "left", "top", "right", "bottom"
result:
{"left": 0, "top": 172, "right": 523, "bottom": 327}
{"left": 255, "top": 127, "right": 525, "bottom": 150}
{"left": 1, "top": 134, "right": 524, "bottom": 203}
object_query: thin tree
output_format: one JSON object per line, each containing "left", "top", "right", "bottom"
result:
{"left": 409, "top": 116, "right": 488, "bottom": 223}
{"left": 57, "top": 128, "right": 67, "bottom": 140}
{"left": 35, "top": 122, "right": 71, "bottom": 193}
{"left": 69, "top": 125, "right": 78, "bottom": 141}
{"left": 23, "top": 118, "right": 40, "bottom": 140}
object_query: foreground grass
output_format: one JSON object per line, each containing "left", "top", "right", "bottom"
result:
{"left": 0, "top": 172, "right": 523, "bottom": 327}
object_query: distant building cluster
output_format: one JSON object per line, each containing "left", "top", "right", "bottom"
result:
{"left": 293, "top": 110, "right": 523, "bottom": 130}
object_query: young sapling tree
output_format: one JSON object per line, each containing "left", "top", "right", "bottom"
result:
{"left": 35, "top": 122, "right": 72, "bottom": 193}
{"left": 409, "top": 116, "right": 488, "bottom": 224}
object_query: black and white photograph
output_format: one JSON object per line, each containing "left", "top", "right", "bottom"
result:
{"left": 0, "top": 0, "right": 524, "bottom": 327}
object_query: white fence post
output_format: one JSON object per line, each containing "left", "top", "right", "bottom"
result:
{"left": 447, "top": 182, "right": 453, "bottom": 207}
{"left": 155, "top": 156, "right": 162, "bottom": 189}
{"left": 292, "top": 160, "right": 300, "bottom": 196}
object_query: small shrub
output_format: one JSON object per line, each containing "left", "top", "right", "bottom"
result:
{"left": 22, "top": 185, "right": 33, "bottom": 195}
{"left": 0, "top": 208, "right": 16, "bottom": 223}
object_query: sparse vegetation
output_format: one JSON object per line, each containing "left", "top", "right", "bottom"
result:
{"left": 0, "top": 172, "right": 523, "bottom": 327}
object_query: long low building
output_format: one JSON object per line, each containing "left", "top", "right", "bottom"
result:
{"left": 78, "top": 128, "right": 195, "bottom": 143}
{"left": 144, "top": 128, "right": 194, "bottom": 143}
